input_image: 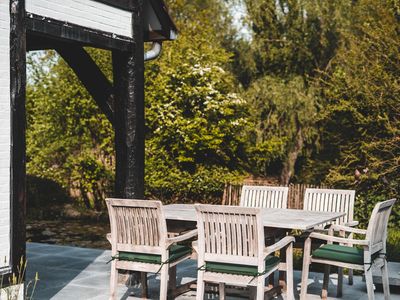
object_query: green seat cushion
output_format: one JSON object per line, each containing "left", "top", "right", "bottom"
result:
{"left": 118, "top": 244, "right": 191, "bottom": 264}
{"left": 312, "top": 244, "right": 364, "bottom": 265}
{"left": 205, "top": 255, "right": 280, "bottom": 276}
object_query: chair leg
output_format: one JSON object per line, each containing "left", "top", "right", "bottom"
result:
{"left": 159, "top": 265, "right": 169, "bottom": 300}
{"left": 109, "top": 261, "right": 118, "bottom": 300}
{"left": 249, "top": 286, "right": 256, "bottom": 299}
{"left": 141, "top": 272, "right": 148, "bottom": 298}
{"left": 196, "top": 270, "right": 205, "bottom": 300}
{"left": 279, "top": 243, "right": 287, "bottom": 291}
{"left": 348, "top": 234, "right": 354, "bottom": 285}
{"left": 300, "top": 237, "right": 311, "bottom": 300}
{"left": 286, "top": 243, "right": 294, "bottom": 300}
{"left": 268, "top": 272, "right": 275, "bottom": 288}
{"left": 256, "top": 277, "right": 264, "bottom": 300}
{"left": 365, "top": 266, "right": 375, "bottom": 300}
{"left": 168, "top": 266, "right": 177, "bottom": 298}
{"left": 348, "top": 268, "right": 354, "bottom": 285}
{"left": 219, "top": 283, "right": 226, "bottom": 300}
{"left": 321, "top": 265, "right": 330, "bottom": 299}
{"left": 382, "top": 259, "right": 391, "bottom": 300}
{"left": 337, "top": 267, "right": 343, "bottom": 297}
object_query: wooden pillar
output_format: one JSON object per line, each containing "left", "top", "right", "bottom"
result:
{"left": 10, "top": 0, "right": 26, "bottom": 276}
{"left": 113, "top": 0, "right": 145, "bottom": 199}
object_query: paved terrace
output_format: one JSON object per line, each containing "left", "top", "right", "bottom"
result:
{"left": 26, "top": 243, "right": 400, "bottom": 300}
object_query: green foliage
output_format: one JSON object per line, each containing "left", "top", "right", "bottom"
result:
{"left": 245, "top": 76, "right": 318, "bottom": 179}
{"left": 144, "top": 0, "right": 248, "bottom": 201}
{"left": 237, "top": 0, "right": 342, "bottom": 183}
{"left": 242, "top": 0, "right": 343, "bottom": 79}
{"left": 27, "top": 175, "right": 69, "bottom": 207}
{"left": 146, "top": 164, "right": 245, "bottom": 203}
{"left": 27, "top": 49, "right": 114, "bottom": 210}
{"left": 314, "top": 0, "right": 400, "bottom": 195}
{"left": 26, "top": 0, "right": 247, "bottom": 206}
{"left": 387, "top": 229, "right": 400, "bottom": 262}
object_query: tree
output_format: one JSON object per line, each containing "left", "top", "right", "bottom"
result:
{"left": 315, "top": 0, "right": 400, "bottom": 196}
{"left": 237, "top": 0, "right": 342, "bottom": 183}
{"left": 243, "top": 0, "right": 342, "bottom": 79}
{"left": 27, "top": 49, "right": 114, "bottom": 210}
{"left": 306, "top": 0, "right": 400, "bottom": 227}
{"left": 245, "top": 76, "right": 317, "bottom": 184}
{"left": 144, "top": 0, "right": 248, "bottom": 201}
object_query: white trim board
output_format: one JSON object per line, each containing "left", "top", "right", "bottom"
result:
{"left": 0, "top": 0, "right": 11, "bottom": 270}
{"left": 26, "top": 0, "right": 133, "bottom": 38}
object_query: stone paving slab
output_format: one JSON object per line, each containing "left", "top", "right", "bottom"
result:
{"left": 26, "top": 243, "right": 400, "bottom": 300}
{"left": 372, "top": 262, "right": 400, "bottom": 287}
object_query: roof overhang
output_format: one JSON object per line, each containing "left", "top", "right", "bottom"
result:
{"left": 26, "top": 0, "right": 178, "bottom": 51}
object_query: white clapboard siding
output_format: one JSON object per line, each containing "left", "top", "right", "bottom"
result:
{"left": 0, "top": 0, "right": 11, "bottom": 271}
{"left": 26, "top": 0, "right": 133, "bottom": 38}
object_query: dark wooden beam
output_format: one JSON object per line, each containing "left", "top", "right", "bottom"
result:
{"left": 55, "top": 45, "right": 115, "bottom": 125}
{"left": 10, "top": 0, "right": 26, "bottom": 280}
{"left": 27, "top": 33, "right": 67, "bottom": 52}
{"left": 26, "top": 13, "right": 133, "bottom": 52}
{"left": 113, "top": 0, "right": 145, "bottom": 198}
{"left": 94, "top": 0, "right": 134, "bottom": 10}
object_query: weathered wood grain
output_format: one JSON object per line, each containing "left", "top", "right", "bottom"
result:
{"left": 164, "top": 204, "right": 345, "bottom": 231}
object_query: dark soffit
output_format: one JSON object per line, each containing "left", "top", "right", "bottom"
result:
{"left": 93, "top": 0, "right": 178, "bottom": 41}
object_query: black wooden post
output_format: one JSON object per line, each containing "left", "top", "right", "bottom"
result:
{"left": 10, "top": 0, "right": 26, "bottom": 276}
{"left": 113, "top": 0, "right": 145, "bottom": 199}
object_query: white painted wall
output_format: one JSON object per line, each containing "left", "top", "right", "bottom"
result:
{"left": 0, "top": 0, "right": 11, "bottom": 272}
{"left": 26, "top": 0, "right": 133, "bottom": 38}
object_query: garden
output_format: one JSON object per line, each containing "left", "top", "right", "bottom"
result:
{"left": 25, "top": 0, "right": 399, "bottom": 262}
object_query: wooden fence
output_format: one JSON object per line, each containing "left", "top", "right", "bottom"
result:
{"left": 222, "top": 182, "right": 328, "bottom": 209}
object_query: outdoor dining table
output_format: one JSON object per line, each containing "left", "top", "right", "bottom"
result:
{"left": 164, "top": 204, "right": 346, "bottom": 231}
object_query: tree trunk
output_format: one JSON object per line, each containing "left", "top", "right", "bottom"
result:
{"left": 280, "top": 127, "right": 304, "bottom": 185}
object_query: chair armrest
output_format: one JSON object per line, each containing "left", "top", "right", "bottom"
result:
{"left": 106, "top": 233, "right": 111, "bottom": 244}
{"left": 309, "top": 232, "right": 369, "bottom": 246}
{"left": 264, "top": 236, "right": 295, "bottom": 256}
{"left": 330, "top": 224, "right": 367, "bottom": 235}
{"left": 345, "top": 220, "right": 359, "bottom": 227}
{"left": 192, "top": 240, "right": 198, "bottom": 253}
{"left": 166, "top": 229, "right": 198, "bottom": 247}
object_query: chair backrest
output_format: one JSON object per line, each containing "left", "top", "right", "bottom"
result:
{"left": 240, "top": 185, "right": 289, "bottom": 209}
{"left": 303, "top": 188, "right": 355, "bottom": 225}
{"left": 195, "top": 204, "right": 264, "bottom": 266}
{"left": 366, "top": 199, "right": 396, "bottom": 254}
{"left": 106, "top": 198, "right": 167, "bottom": 255}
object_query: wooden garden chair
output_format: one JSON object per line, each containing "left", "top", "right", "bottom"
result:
{"left": 195, "top": 204, "right": 295, "bottom": 300}
{"left": 302, "top": 188, "right": 357, "bottom": 287}
{"left": 300, "top": 198, "right": 396, "bottom": 300}
{"left": 240, "top": 185, "right": 290, "bottom": 288}
{"left": 303, "top": 188, "right": 357, "bottom": 229}
{"left": 240, "top": 185, "right": 289, "bottom": 209}
{"left": 106, "top": 198, "right": 198, "bottom": 300}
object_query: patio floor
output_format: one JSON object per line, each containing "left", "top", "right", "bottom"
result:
{"left": 26, "top": 243, "right": 400, "bottom": 300}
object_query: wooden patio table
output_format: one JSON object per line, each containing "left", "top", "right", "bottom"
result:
{"left": 164, "top": 204, "right": 345, "bottom": 231}
{"left": 163, "top": 204, "right": 346, "bottom": 298}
